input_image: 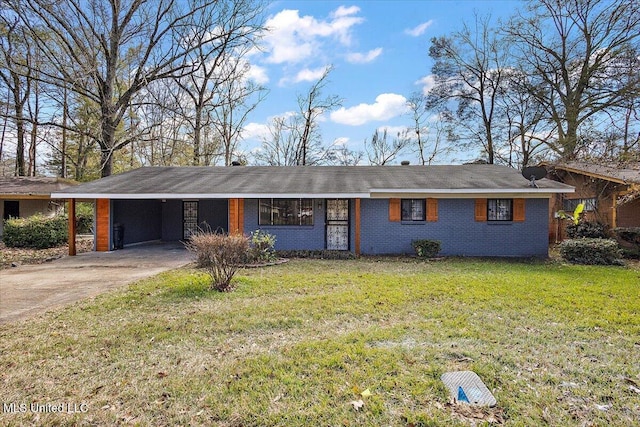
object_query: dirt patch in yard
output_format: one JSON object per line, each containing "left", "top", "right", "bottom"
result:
{"left": 0, "top": 238, "right": 93, "bottom": 270}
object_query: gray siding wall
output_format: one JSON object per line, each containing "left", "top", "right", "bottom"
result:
{"left": 244, "top": 198, "right": 326, "bottom": 251}
{"left": 112, "top": 199, "right": 162, "bottom": 245}
{"left": 360, "top": 198, "right": 549, "bottom": 257}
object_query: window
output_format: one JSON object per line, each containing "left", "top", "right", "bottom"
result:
{"left": 563, "top": 198, "right": 596, "bottom": 212}
{"left": 259, "top": 199, "right": 313, "bottom": 226}
{"left": 487, "top": 199, "right": 513, "bottom": 221}
{"left": 401, "top": 199, "right": 426, "bottom": 221}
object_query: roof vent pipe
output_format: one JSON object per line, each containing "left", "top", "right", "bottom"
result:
{"left": 400, "top": 160, "right": 410, "bottom": 166}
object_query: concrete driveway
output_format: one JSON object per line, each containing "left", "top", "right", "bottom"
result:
{"left": 0, "top": 242, "right": 193, "bottom": 324}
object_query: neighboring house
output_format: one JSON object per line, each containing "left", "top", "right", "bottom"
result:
{"left": 52, "top": 164, "right": 573, "bottom": 257}
{"left": 542, "top": 162, "right": 640, "bottom": 241}
{"left": 0, "top": 176, "right": 77, "bottom": 237}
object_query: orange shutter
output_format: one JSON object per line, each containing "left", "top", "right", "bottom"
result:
{"left": 426, "top": 198, "right": 438, "bottom": 222}
{"left": 475, "top": 199, "right": 487, "bottom": 222}
{"left": 513, "top": 198, "right": 526, "bottom": 222}
{"left": 95, "top": 198, "right": 110, "bottom": 251}
{"left": 389, "top": 198, "right": 401, "bottom": 222}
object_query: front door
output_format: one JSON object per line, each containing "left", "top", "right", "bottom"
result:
{"left": 183, "top": 201, "right": 199, "bottom": 239}
{"left": 326, "top": 199, "right": 349, "bottom": 250}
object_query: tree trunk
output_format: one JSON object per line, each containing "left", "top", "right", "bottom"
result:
{"left": 28, "top": 121, "right": 37, "bottom": 176}
{"left": 61, "top": 88, "right": 67, "bottom": 178}
{"left": 14, "top": 112, "right": 25, "bottom": 176}
{"left": 193, "top": 105, "right": 202, "bottom": 166}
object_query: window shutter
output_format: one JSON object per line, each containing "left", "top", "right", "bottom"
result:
{"left": 426, "top": 198, "right": 438, "bottom": 222}
{"left": 513, "top": 198, "right": 525, "bottom": 222}
{"left": 475, "top": 199, "right": 487, "bottom": 222}
{"left": 389, "top": 198, "right": 401, "bottom": 222}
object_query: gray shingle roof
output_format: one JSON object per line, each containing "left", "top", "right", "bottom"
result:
{"left": 52, "top": 165, "right": 573, "bottom": 199}
{"left": 0, "top": 176, "right": 77, "bottom": 197}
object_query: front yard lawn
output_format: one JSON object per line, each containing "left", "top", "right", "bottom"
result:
{"left": 0, "top": 258, "right": 638, "bottom": 426}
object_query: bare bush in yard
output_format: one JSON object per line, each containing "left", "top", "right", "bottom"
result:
{"left": 185, "top": 232, "right": 249, "bottom": 292}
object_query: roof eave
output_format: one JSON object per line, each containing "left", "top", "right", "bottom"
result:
{"left": 51, "top": 192, "right": 371, "bottom": 199}
{"left": 370, "top": 187, "right": 574, "bottom": 198}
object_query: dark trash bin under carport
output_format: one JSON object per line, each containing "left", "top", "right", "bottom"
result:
{"left": 113, "top": 223, "right": 125, "bottom": 250}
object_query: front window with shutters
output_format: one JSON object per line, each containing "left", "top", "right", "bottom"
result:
{"left": 487, "top": 199, "right": 513, "bottom": 221}
{"left": 401, "top": 199, "right": 426, "bottom": 221}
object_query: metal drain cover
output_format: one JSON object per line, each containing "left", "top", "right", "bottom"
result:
{"left": 441, "top": 370, "right": 497, "bottom": 406}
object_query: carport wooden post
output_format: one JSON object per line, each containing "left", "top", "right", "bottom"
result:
{"left": 68, "top": 198, "right": 76, "bottom": 256}
{"left": 354, "top": 198, "right": 361, "bottom": 256}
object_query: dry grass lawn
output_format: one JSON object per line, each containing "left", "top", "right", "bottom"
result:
{"left": 0, "top": 258, "right": 638, "bottom": 426}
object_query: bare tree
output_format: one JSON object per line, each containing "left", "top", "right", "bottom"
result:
{"left": 296, "top": 66, "right": 342, "bottom": 165}
{"left": 505, "top": 0, "right": 640, "bottom": 160}
{"left": 7, "top": 0, "right": 264, "bottom": 177}
{"left": 364, "top": 128, "right": 410, "bottom": 165}
{"left": 405, "top": 92, "right": 448, "bottom": 165}
{"left": 324, "top": 141, "right": 363, "bottom": 166}
{"left": 211, "top": 58, "right": 267, "bottom": 166}
{"left": 495, "top": 69, "right": 553, "bottom": 168}
{"left": 174, "top": 1, "right": 263, "bottom": 166}
{"left": 254, "top": 115, "right": 300, "bottom": 166}
{"left": 0, "top": 17, "right": 31, "bottom": 175}
{"left": 427, "top": 14, "right": 508, "bottom": 164}
{"left": 254, "top": 67, "right": 341, "bottom": 166}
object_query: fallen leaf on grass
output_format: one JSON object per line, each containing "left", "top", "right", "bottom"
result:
{"left": 157, "top": 371, "right": 168, "bottom": 378}
{"left": 360, "top": 388, "right": 372, "bottom": 397}
{"left": 350, "top": 399, "right": 364, "bottom": 411}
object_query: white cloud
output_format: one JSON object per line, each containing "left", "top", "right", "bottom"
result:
{"left": 330, "top": 93, "right": 409, "bottom": 126}
{"left": 332, "top": 137, "right": 350, "bottom": 146}
{"left": 416, "top": 74, "right": 436, "bottom": 95}
{"left": 377, "top": 125, "right": 409, "bottom": 137}
{"left": 262, "top": 6, "right": 364, "bottom": 65}
{"left": 346, "top": 47, "right": 383, "bottom": 64}
{"left": 405, "top": 20, "right": 434, "bottom": 37}
{"left": 246, "top": 64, "right": 269, "bottom": 85}
{"left": 294, "top": 66, "right": 329, "bottom": 83}
{"left": 242, "top": 122, "right": 270, "bottom": 140}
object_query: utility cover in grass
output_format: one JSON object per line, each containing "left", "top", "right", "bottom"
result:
{"left": 441, "top": 370, "right": 497, "bottom": 406}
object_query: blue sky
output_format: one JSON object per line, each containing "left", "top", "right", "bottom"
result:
{"left": 241, "top": 0, "right": 523, "bottom": 164}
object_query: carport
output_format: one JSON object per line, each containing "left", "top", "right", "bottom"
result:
{"left": 63, "top": 197, "right": 231, "bottom": 254}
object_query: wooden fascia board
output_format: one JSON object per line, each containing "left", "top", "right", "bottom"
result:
{"left": 554, "top": 165, "right": 630, "bottom": 185}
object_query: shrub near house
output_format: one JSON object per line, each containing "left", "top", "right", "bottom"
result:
{"left": 3, "top": 214, "right": 68, "bottom": 249}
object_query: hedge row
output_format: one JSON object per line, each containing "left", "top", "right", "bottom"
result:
{"left": 3, "top": 214, "right": 68, "bottom": 249}
{"left": 559, "top": 238, "right": 624, "bottom": 266}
